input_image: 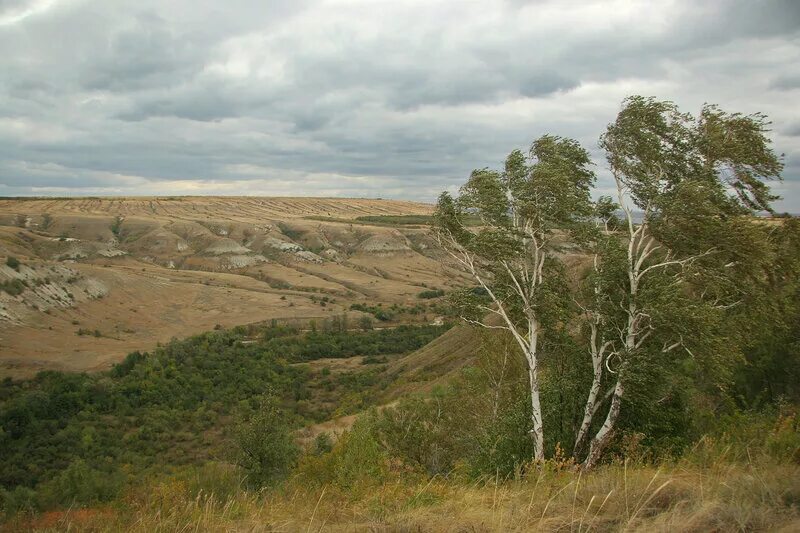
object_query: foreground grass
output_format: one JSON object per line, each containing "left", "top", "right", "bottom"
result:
{"left": 6, "top": 454, "right": 798, "bottom": 532}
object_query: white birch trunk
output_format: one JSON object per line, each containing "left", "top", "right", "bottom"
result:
{"left": 574, "top": 353, "right": 602, "bottom": 455}
{"left": 574, "top": 244, "right": 618, "bottom": 458}
{"left": 525, "top": 323, "right": 545, "bottom": 461}
{"left": 583, "top": 375, "right": 624, "bottom": 469}
{"left": 437, "top": 232, "right": 548, "bottom": 461}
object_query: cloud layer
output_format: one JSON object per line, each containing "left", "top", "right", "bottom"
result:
{"left": 1, "top": 0, "right": 799, "bottom": 210}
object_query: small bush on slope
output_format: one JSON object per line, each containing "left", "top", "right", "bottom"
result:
{"left": 233, "top": 394, "right": 299, "bottom": 488}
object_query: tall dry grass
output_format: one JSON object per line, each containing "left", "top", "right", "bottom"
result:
{"left": 6, "top": 413, "right": 799, "bottom": 532}
{"left": 7, "top": 457, "right": 798, "bottom": 532}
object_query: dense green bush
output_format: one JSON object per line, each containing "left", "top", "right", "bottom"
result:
{"left": 110, "top": 216, "right": 123, "bottom": 237}
{"left": 262, "top": 324, "right": 449, "bottom": 361}
{"left": 293, "top": 414, "right": 388, "bottom": 494}
{"left": 0, "top": 279, "right": 25, "bottom": 296}
{"left": 418, "top": 289, "right": 445, "bottom": 299}
{"left": 5, "top": 256, "right": 20, "bottom": 271}
{"left": 234, "top": 394, "right": 299, "bottom": 487}
{"left": 36, "top": 459, "right": 126, "bottom": 508}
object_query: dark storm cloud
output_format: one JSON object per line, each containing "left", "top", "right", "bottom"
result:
{"left": 0, "top": 0, "right": 798, "bottom": 210}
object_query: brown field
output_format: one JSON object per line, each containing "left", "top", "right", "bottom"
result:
{"left": 0, "top": 196, "right": 433, "bottom": 220}
{"left": 0, "top": 197, "right": 471, "bottom": 377}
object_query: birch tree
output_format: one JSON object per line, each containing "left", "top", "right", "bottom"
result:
{"left": 580, "top": 96, "right": 784, "bottom": 468}
{"left": 433, "top": 135, "right": 595, "bottom": 461}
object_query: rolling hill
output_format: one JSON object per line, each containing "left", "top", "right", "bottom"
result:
{"left": 0, "top": 197, "right": 472, "bottom": 377}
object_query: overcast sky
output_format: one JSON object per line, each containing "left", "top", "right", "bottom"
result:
{"left": 1, "top": 0, "right": 799, "bottom": 210}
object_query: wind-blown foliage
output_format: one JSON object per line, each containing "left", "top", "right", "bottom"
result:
{"left": 434, "top": 134, "right": 595, "bottom": 460}
{"left": 435, "top": 95, "right": 787, "bottom": 469}
{"left": 579, "top": 95, "right": 786, "bottom": 468}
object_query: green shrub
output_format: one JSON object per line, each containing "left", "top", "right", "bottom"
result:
{"left": 110, "top": 351, "right": 146, "bottom": 377}
{"left": 312, "top": 433, "right": 333, "bottom": 455}
{"left": 418, "top": 289, "right": 445, "bottom": 299}
{"left": 233, "top": 395, "right": 299, "bottom": 488}
{"left": 0, "top": 485, "right": 37, "bottom": 516}
{"left": 110, "top": 216, "right": 123, "bottom": 237}
{"left": 0, "top": 279, "right": 25, "bottom": 296}
{"left": 373, "top": 332, "right": 534, "bottom": 478}
{"left": 766, "top": 413, "right": 800, "bottom": 462}
{"left": 293, "top": 414, "right": 387, "bottom": 493}
{"left": 36, "top": 459, "right": 126, "bottom": 508}
{"left": 358, "top": 315, "right": 373, "bottom": 331}
{"left": 5, "top": 257, "right": 20, "bottom": 271}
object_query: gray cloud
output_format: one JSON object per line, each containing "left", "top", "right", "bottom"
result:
{"left": 0, "top": 0, "right": 798, "bottom": 211}
{"left": 784, "top": 123, "right": 800, "bottom": 137}
{"left": 771, "top": 74, "right": 800, "bottom": 91}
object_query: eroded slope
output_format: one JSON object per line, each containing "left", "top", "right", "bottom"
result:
{"left": 0, "top": 197, "right": 470, "bottom": 376}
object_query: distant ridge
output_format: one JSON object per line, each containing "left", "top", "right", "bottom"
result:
{"left": 0, "top": 196, "right": 434, "bottom": 220}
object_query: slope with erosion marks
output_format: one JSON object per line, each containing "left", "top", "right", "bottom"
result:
{"left": 0, "top": 197, "right": 469, "bottom": 377}
{"left": 0, "top": 259, "right": 348, "bottom": 376}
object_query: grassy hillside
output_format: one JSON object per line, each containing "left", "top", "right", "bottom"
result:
{"left": 5, "top": 417, "right": 799, "bottom": 531}
{"left": 0, "top": 322, "right": 452, "bottom": 513}
{"left": 2, "top": 317, "right": 799, "bottom": 531}
{"left": 1, "top": 195, "right": 798, "bottom": 531}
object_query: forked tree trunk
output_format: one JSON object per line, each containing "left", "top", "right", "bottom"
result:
{"left": 574, "top": 367, "right": 602, "bottom": 456}
{"left": 582, "top": 305, "right": 636, "bottom": 469}
{"left": 582, "top": 377, "right": 623, "bottom": 469}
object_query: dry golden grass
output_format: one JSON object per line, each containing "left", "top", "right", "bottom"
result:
{"left": 8, "top": 455, "right": 798, "bottom": 532}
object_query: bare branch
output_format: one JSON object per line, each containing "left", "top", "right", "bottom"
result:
{"left": 636, "top": 248, "right": 716, "bottom": 282}
{"left": 462, "top": 317, "right": 511, "bottom": 331}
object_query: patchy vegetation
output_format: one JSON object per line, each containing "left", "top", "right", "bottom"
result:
{"left": 109, "top": 216, "right": 123, "bottom": 238}
{"left": 0, "top": 196, "right": 464, "bottom": 376}
{"left": 3, "top": 354, "right": 799, "bottom": 530}
{"left": 0, "top": 323, "right": 450, "bottom": 513}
